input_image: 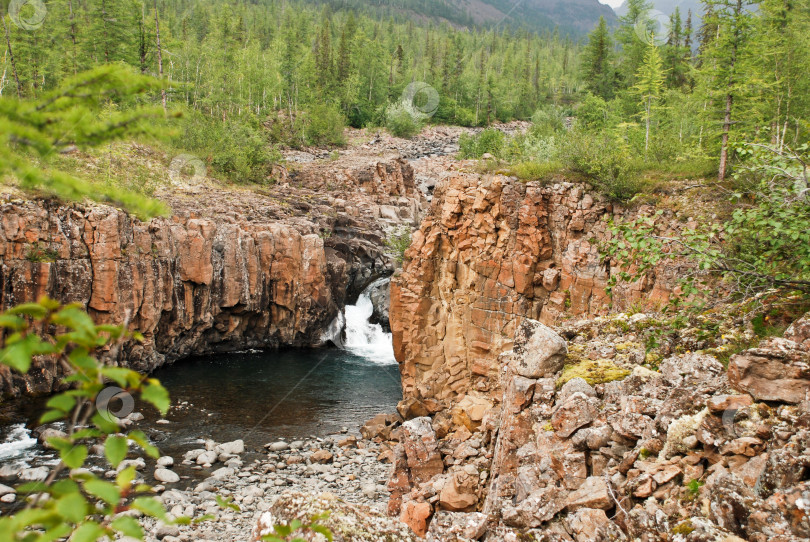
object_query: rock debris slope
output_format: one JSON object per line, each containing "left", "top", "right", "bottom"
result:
{"left": 383, "top": 314, "right": 810, "bottom": 541}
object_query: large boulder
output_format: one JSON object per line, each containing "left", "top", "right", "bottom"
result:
{"left": 784, "top": 312, "right": 810, "bottom": 350}
{"left": 510, "top": 319, "right": 568, "bottom": 379}
{"left": 401, "top": 417, "right": 445, "bottom": 484}
{"left": 728, "top": 338, "right": 810, "bottom": 404}
{"left": 439, "top": 466, "right": 480, "bottom": 512}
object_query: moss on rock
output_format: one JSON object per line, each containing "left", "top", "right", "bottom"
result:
{"left": 556, "top": 357, "right": 631, "bottom": 388}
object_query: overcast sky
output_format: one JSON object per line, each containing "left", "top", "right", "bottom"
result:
{"left": 599, "top": 0, "right": 624, "bottom": 8}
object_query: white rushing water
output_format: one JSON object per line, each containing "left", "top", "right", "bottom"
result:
{"left": 0, "top": 423, "right": 38, "bottom": 464}
{"left": 342, "top": 279, "right": 396, "bottom": 365}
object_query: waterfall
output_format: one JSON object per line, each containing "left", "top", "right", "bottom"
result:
{"left": 320, "top": 311, "right": 345, "bottom": 348}
{"left": 342, "top": 278, "right": 396, "bottom": 365}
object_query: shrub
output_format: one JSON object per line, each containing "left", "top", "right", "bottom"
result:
{"left": 385, "top": 102, "right": 423, "bottom": 138}
{"left": 575, "top": 94, "right": 610, "bottom": 130}
{"left": 0, "top": 298, "right": 175, "bottom": 540}
{"left": 386, "top": 226, "right": 412, "bottom": 265}
{"left": 531, "top": 104, "right": 567, "bottom": 136}
{"left": 176, "top": 111, "right": 280, "bottom": 184}
{"left": 304, "top": 102, "right": 346, "bottom": 146}
{"left": 458, "top": 128, "right": 506, "bottom": 159}
{"left": 560, "top": 130, "right": 646, "bottom": 201}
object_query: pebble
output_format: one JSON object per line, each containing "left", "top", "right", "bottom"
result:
{"left": 0, "top": 483, "right": 16, "bottom": 496}
{"left": 155, "top": 468, "right": 180, "bottom": 483}
{"left": 266, "top": 441, "right": 290, "bottom": 452}
{"left": 157, "top": 456, "right": 175, "bottom": 468}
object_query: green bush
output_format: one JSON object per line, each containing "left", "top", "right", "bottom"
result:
{"left": 385, "top": 102, "right": 423, "bottom": 138}
{"left": 0, "top": 298, "right": 175, "bottom": 541}
{"left": 576, "top": 94, "right": 610, "bottom": 130}
{"left": 386, "top": 226, "right": 412, "bottom": 265}
{"left": 305, "top": 102, "right": 346, "bottom": 146}
{"left": 176, "top": 111, "right": 280, "bottom": 184}
{"left": 560, "top": 130, "right": 646, "bottom": 201}
{"left": 531, "top": 104, "right": 567, "bottom": 136}
{"left": 458, "top": 128, "right": 506, "bottom": 159}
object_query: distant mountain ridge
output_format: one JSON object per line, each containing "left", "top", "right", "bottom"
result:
{"left": 313, "top": 0, "right": 617, "bottom": 36}
{"left": 615, "top": 0, "right": 703, "bottom": 24}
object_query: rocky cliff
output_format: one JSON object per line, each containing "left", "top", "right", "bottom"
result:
{"left": 390, "top": 172, "right": 685, "bottom": 410}
{"left": 0, "top": 157, "right": 424, "bottom": 398}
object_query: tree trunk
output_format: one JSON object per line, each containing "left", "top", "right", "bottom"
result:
{"left": 718, "top": 92, "right": 733, "bottom": 181}
{"left": 101, "top": 0, "right": 109, "bottom": 63}
{"left": 68, "top": 0, "right": 77, "bottom": 74}
{"left": 645, "top": 97, "right": 651, "bottom": 152}
{"left": 718, "top": 0, "right": 743, "bottom": 183}
{"left": 2, "top": 16, "right": 22, "bottom": 98}
{"left": 154, "top": 0, "right": 167, "bottom": 112}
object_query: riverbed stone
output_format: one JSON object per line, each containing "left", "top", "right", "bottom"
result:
{"left": 155, "top": 469, "right": 180, "bottom": 484}
{"left": 267, "top": 441, "right": 290, "bottom": 452}
{"left": 217, "top": 440, "right": 245, "bottom": 455}
{"left": 196, "top": 450, "right": 218, "bottom": 466}
{"left": 157, "top": 456, "right": 174, "bottom": 468}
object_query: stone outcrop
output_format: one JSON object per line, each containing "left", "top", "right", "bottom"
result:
{"left": 728, "top": 317, "right": 810, "bottom": 404}
{"left": 0, "top": 157, "right": 424, "bottom": 397}
{"left": 390, "top": 173, "right": 683, "bottom": 409}
{"left": 385, "top": 310, "right": 810, "bottom": 541}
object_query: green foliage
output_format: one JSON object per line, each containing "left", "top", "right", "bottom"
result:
{"left": 575, "top": 95, "right": 611, "bottom": 130}
{"left": 508, "top": 161, "right": 564, "bottom": 182}
{"left": 385, "top": 103, "right": 423, "bottom": 139}
{"left": 559, "top": 131, "right": 646, "bottom": 201}
{"left": 686, "top": 479, "right": 704, "bottom": 495}
{"left": 602, "top": 144, "right": 810, "bottom": 308}
{"left": 458, "top": 129, "right": 506, "bottom": 159}
{"left": 304, "top": 103, "right": 347, "bottom": 147}
{"left": 0, "top": 297, "right": 174, "bottom": 541}
{"left": 25, "top": 243, "right": 59, "bottom": 263}
{"left": 176, "top": 111, "right": 281, "bottom": 184}
{"left": 2, "top": 0, "right": 586, "bottom": 140}
{"left": 260, "top": 512, "right": 333, "bottom": 542}
{"left": 581, "top": 16, "right": 616, "bottom": 100}
{"left": 0, "top": 64, "right": 170, "bottom": 219}
{"left": 386, "top": 227, "right": 412, "bottom": 266}
{"left": 633, "top": 42, "right": 666, "bottom": 151}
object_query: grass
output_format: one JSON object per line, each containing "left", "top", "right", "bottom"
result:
{"left": 506, "top": 160, "right": 565, "bottom": 182}
{"left": 26, "top": 244, "right": 59, "bottom": 262}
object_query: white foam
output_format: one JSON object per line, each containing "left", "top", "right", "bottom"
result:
{"left": 0, "top": 423, "right": 38, "bottom": 462}
{"left": 342, "top": 279, "right": 397, "bottom": 365}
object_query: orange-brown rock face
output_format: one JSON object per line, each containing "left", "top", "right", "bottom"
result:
{"left": 0, "top": 155, "right": 426, "bottom": 398}
{"left": 0, "top": 202, "right": 342, "bottom": 397}
{"left": 390, "top": 174, "right": 680, "bottom": 407}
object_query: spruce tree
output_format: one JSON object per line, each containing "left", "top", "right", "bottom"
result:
{"left": 581, "top": 16, "right": 615, "bottom": 100}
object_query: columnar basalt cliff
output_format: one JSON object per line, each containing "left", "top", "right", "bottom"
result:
{"left": 390, "top": 173, "right": 684, "bottom": 409}
{"left": 0, "top": 157, "right": 424, "bottom": 398}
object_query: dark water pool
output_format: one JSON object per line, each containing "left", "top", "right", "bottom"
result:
{"left": 145, "top": 348, "right": 402, "bottom": 452}
{"left": 0, "top": 347, "right": 401, "bottom": 491}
